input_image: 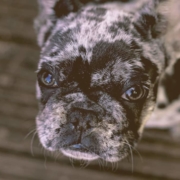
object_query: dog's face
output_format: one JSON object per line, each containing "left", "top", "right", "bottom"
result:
{"left": 36, "top": 2, "right": 167, "bottom": 162}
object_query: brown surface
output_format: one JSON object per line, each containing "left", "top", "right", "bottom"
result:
{"left": 0, "top": 0, "right": 180, "bottom": 180}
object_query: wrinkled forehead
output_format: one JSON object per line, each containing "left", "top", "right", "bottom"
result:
{"left": 39, "top": 41, "right": 144, "bottom": 89}
{"left": 37, "top": 6, "right": 147, "bottom": 85}
{"left": 39, "top": 6, "right": 134, "bottom": 65}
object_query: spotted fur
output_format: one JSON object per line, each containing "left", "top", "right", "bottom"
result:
{"left": 34, "top": 0, "right": 178, "bottom": 162}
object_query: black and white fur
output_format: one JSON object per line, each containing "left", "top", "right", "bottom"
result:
{"left": 34, "top": 0, "right": 178, "bottom": 162}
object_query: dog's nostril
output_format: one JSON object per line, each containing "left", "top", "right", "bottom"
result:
{"left": 158, "top": 103, "right": 167, "bottom": 109}
{"left": 55, "top": 128, "right": 60, "bottom": 134}
{"left": 71, "top": 120, "right": 79, "bottom": 129}
{"left": 86, "top": 122, "right": 92, "bottom": 129}
{"left": 70, "top": 124, "right": 75, "bottom": 130}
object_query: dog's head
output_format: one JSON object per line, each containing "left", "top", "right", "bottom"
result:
{"left": 35, "top": 0, "right": 168, "bottom": 162}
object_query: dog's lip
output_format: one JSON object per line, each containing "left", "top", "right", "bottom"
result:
{"left": 64, "top": 143, "right": 96, "bottom": 154}
{"left": 66, "top": 143, "right": 88, "bottom": 151}
{"left": 61, "top": 144, "right": 99, "bottom": 160}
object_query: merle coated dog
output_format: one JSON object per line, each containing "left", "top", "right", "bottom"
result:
{"left": 34, "top": 0, "right": 170, "bottom": 162}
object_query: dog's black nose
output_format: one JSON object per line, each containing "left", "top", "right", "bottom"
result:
{"left": 68, "top": 110, "right": 98, "bottom": 131}
{"left": 68, "top": 111, "right": 97, "bottom": 145}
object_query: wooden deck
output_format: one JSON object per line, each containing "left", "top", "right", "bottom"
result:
{"left": 0, "top": 0, "right": 180, "bottom": 180}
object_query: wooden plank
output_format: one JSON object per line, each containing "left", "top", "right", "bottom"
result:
{"left": 0, "top": 71, "right": 37, "bottom": 89}
{"left": 0, "top": 75, "right": 36, "bottom": 94}
{"left": 0, "top": 116, "right": 36, "bottom": 131}
{"left": 138, "top": 141, "right": 180, "bottom": 162}
{"left": 142, "top": 129, "right": 180, "bottom": 145}
{"left": 0, "top": 139, "right": 179, "bottom": 180}
{"left": 0, "top": 6, "right": 37, "bottom": 34}
{"left": 0, "top": 41, "right": 39, "bottom": 97}
{"left": 0, "top": 15, "right": 37, "bottom": 47}
{"left": 0, "top": 0, "right": 37, "bottom": 11}
{"left": 0, "top": 41, "right": 39, "bottom": 74}
{"left": 0, "top": 6, "right": 37, "bottom": 22}
{"left": 0, "top": 152, "right": 145, "bottom": 180}
{"left": 0, "top": 100, "right": 37, "bottom": 120}
{"left": 0, "top": 124, "right": 180, "bottom": 180}
{"left": 0, "top": 1, "right": 38, "bottom": 47}
{"left": 0, "top": 174, "right": 32, "bottom": 180}
{"left": 0, "top": 29, "right": 37, "bottom": 48}
{"left": 0, "top": 89, "right": 37, "bottom": 107}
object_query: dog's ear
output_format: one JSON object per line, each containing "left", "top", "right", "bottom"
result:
{"left": 34, "top": 0, "right": 83, "bottom": 47}
{"left": 156, "top": 58, "right": 180, "bottom": 109}
{"left": 53, "top": 0, "right": 82, "bottom": 17}
{"left": 133, "top": 0, "right": 168, "bottom": 39}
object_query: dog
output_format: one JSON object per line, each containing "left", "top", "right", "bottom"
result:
{"left": 34, "top": 0, "right": 172, "bottom": 162}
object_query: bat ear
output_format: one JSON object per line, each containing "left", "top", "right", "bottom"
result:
{"left": 53, "top": 0, "right": 82, "bottom": 17}
{"left": 34, "top": 0, "right": 82, "bottom": 47}
{"left": 133, "top": 0, "right": 168, "bottom": 39}
{"left": 157, "top": 58, "right": 180, "bottom": 109}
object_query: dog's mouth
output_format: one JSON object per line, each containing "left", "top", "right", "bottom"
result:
{"left": 61, "top": 143, "right": 99, "bottom": 160}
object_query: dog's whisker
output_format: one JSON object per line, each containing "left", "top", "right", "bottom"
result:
{"left": 113, "top": 161, "right": 119, "bottom": 171}
{"left": 98, "top": 158, "right": 105, "bottom": 170}
{"left": 30, "top": 131, "right": 37, "bottom": 157}
{"left": 43, "top": 148, "right": 47, "bottom": 169}
{"left": 84, "top": 160, "right": 90, "bottom": 168}
{"left": 24, "top": 128, "right": 36, "bottom": 140}
{"left": 69, "top": 157, "right": 75, "bottom": 168}
{"left": 53, "top": 151, "right": 59, "bottom": 162}
{"left": 111, "top": 161, "right": 116, "bottom": 171}
{"left": 123, "top": 140, "right": 134, "bottom": 173}
{"left": 97, "top": 159, "right": 102, "bottom": 169}
{"left": 132, "top": 146, "right": 143, "bottom": 163}
{"left": 80, "top": 159, "right": 87, "bottom": 168}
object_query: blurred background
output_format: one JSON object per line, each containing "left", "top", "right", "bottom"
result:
{"left": 0, "top": 0, "right": 180, "bottom": 180}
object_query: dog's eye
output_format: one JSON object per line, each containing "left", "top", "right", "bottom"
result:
{"left": 40, "top": 72, "right": 57, "bottom": 87}
{"left": 122, "top": 85, "right": 148, "bottom": 101}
